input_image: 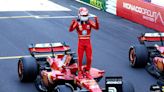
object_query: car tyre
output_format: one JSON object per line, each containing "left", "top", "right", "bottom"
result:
{"left": 54, "top": 84, "right": 73, "bottom": 92}
{"left": 18, "top": 57, "right": 38, "bottom": 82}
{"left": 129, "top": 45, "right": 148, "bottom": 68}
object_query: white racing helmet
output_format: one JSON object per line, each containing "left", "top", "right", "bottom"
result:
{"left": 78, "top": 7, "right": 89, "bottom": 21}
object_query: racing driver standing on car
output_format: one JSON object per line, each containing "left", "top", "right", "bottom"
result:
{"left": 69, "top": 7, "right": 99, "bottom": 79}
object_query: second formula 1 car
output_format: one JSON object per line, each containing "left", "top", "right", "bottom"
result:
{"left": 18, "top": 42, "right": 134, "bottom": 92}
{"left": 129, "top": 32, "right": 164, "bottom": 85}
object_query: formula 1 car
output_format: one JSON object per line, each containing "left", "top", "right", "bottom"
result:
{"left": 18, "top": 42, "right": 134, "bottom": 92}
{"left": 129, "top": 33, "right": 164, "bottom": 85}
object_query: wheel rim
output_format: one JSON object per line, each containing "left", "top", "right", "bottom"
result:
{"left": 130, "top": 48, "right": 136, "bottom": 65}
{"left": 18, "top": 60, "right": 23, "bottom": 80}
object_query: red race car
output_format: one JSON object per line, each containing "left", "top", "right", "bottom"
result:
{"left": 129, "top": 33, "right": 164, "bottom": 85}
{"left": 18, "top": 42, "right": 134, "bottom": 92}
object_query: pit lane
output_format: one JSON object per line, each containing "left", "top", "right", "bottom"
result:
{"left": 0, "top": 0, "right": 157, "bottom": 92}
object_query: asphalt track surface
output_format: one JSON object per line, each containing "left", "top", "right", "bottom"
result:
{"left": 0, "top": 0, "right": 157, "bottom": 92}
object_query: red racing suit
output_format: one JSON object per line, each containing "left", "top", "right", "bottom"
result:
{"left": 69, "top": 17, "right": 99, "bottom": 72}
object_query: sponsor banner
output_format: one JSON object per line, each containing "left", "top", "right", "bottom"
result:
{"left": 117, "top": 0, "right": 164, "bottom": 32}
{"left": 106, "top": 0, "right": 117, "bottom": 15}
{"left": 79, "top": 0, "right": 106, "bottom": 11}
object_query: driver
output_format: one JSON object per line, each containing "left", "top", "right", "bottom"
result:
{"left": 69, "top": 7, "right": 99, "bottom": 79}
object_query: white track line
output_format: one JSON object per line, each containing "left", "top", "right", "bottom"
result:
{"left": 0, "top": 55, "right": 29, "bottom": 60}
{"left": 70, "top": 5, "right": 79, "bottom": 10}
{"left": 35, "top": 15, "right": 97, "bottom": 19}
{"left": 24, "top": 11, "right": 34, "bottom": 16}
{"left": 0, "top": 54, "right": 53, "bottom": 60}
{"left": 0, "top": 15, "right": 76, "bottom": 19}
{"left": 36, "top": 15, "right": 78, "bottom": 19}
{"left": 0, "top": 15, "right": 96, "bottom": 19}
{"left": 0, "top": 16, "right": 36, "bottom": 19}
{"left": 0, "top": 5, "right": 96, "bottom": 19}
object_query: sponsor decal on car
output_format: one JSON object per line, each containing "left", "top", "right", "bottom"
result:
{"left": 108, "top": 87, "right": 117, "bottom": 92}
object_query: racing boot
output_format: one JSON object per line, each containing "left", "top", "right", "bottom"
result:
{"left": 85, "top": 71, "right": 92, "bottom": 79}
{"left": 78, "top": 71, "right": 83, "bottom": 79}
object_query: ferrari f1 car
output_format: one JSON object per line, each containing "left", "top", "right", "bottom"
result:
{"left": 129, "top": 33, "right": 164, "bottom": 85}
{"left": 18, "top": 42, "right": 134, "bottom": 92}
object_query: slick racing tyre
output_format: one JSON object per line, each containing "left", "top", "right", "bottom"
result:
{"left": 129, "top": 45, "right": 148, "bottom": 68}
{"left": 123, "top": 81, "right": 135, "bottom": 92}
{"left": 18, "top": 57, "right": 38, "bottom": 82}
{"left": 54, "top": 84, "right": 73, "bottom": 92}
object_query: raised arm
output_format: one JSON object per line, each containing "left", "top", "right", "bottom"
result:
{"left": 69, "top": 19, "right": 78, "bottom": 32}
{"left": 89, "top": 16, "right": 99, "bottom": 30}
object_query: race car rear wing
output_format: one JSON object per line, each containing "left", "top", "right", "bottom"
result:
{"left": 28, "top": 42, "right": 71, "bottom": 57}
{"left": 138, "top": 33, "right": 164, "bottom": 44}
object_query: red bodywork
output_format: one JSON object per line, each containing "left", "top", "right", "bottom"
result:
{"left": 139, "top": 33, "right": 164, "bottom": 71}
{"left": 138, "top": 33, "right": 164, "bottom": 42}
{"left": 29, "top": 43, "right": 105, "bottom": 92}
{"left": 153, "top": 46, "right": 164, "bottom": 71}
{"left": 29, "top": 43, "right": 70, "bottom": 53}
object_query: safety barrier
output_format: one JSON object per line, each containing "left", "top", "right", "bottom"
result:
{"left": 117, "top": 0, "right": 164, "bottom": 32}
{"left": 76, "top": 0, "right": 164, "bottom": 32}
{"left": 75, "top": 0, "right": 106, "bottom": 10}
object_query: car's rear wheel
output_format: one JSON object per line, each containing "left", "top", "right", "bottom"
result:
{"left": 54, "top": 84, "right": 73, "bottom": 92}
{"left": 129, "top": 45, "right": 148, "bottom": 68}
{"left": 18, "top": 57, "right": 38, "bottom": 82}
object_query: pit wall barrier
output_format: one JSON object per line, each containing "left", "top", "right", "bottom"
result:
{"left": 75, "top": 0, "right": 106, "bottom": 11}
{"left": 76, "top": 0, "right": 164, "bottom": 32}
